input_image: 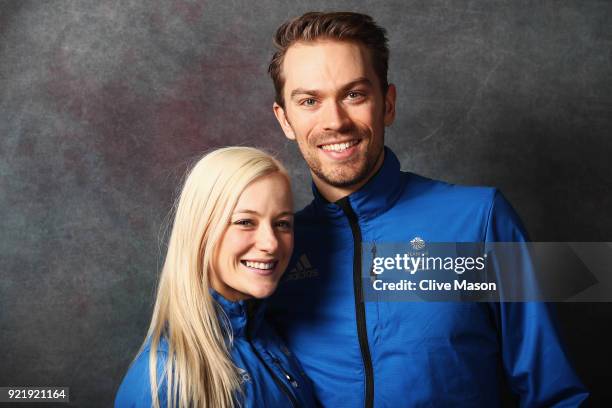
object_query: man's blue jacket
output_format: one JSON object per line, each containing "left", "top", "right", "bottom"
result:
{"left": 115, "top": 291, "right": 316, "bottom": 407}
{"left": 268, "top": 147, "right": 588, "bottom": 407}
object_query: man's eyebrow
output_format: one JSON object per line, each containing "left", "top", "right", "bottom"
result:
{"left": 290, "top": 77, "right": 373, "bottom": 99}
{"left": 338, "top": 77, "right": 373, "bottom": 93}
{"left": 290, "top": 88, "right": 322, "bottom": 99}
{"left": 232, "top": 209, "right": 294, "bottom": 217}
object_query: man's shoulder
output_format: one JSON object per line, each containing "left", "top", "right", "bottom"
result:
{"left": 294, "top": 201, "right": 317, "bottom": 221}
{"left": 398, "top": 171, "right": 499, "bottom": 210}
{"left": 401, "top": 172, "right": 527, "bottom": 241}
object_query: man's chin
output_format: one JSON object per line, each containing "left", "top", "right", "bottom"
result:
{"left": 317, "top": 168, "right": 371, "bottom": 189}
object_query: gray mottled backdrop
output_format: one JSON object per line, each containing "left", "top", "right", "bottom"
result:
{"left": 1, "top": 0, "right": 611, "bottom": 406}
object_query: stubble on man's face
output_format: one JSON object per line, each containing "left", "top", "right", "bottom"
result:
{"left": 277, "top": 40, "right": 389, "bottom": 194}
{"left": 287, "top": 116, "right": 384, "bottom": 189}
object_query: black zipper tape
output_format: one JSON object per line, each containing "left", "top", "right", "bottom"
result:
{"left": 336, "top": 197, "right": 374, "bottom": 408}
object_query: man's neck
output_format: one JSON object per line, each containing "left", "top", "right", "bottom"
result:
{"left": 313, "top": 150, "right": 385, "bottom": 203}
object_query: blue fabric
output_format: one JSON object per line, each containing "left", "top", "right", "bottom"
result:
{"left": 268, "top": 147, "right": 588, "bottom": 407}
{"left": 115, "top": 292, "right": 317, "bottom": 407}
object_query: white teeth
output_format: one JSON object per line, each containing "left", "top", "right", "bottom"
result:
{"left": 321, "top": 140, "right": 358, "bottom": 152}
{"left": 244, "top": 261, "right": 275, "bottom": 270}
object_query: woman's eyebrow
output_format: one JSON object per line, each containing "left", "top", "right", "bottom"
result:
{"left": 232, "top": 209, "right": 259, "bottom": 215}
{"left": 232, "top": 209, "right": 294, "bottom": 217}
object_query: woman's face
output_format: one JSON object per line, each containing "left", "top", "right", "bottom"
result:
{"left": 210, "top": 172, "right": 294, "bottom": 301}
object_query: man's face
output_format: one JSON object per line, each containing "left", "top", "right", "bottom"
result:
{"left": 273, "top": 40, "right": 395, "bottom": 193}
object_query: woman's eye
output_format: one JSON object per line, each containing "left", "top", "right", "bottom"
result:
{"left": 233, "top": 219, "right": 254, "bottom": 227}
{"left": 275, "top": 220, "right": 293, "bottom": 230}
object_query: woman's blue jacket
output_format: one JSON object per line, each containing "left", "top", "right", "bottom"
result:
{"left": 115, "top": 291, "right": 317, "bottom": 407}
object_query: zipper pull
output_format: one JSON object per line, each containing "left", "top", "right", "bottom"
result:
{"left": 269, "top": 354, "right": 299, "bottom": 388}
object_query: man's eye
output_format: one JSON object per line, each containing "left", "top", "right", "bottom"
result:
{"left": 347, "top": 91, "right": 365, "bottom": 100}
{"left": 301, "top": 98, "right": 317, "bottom": 106}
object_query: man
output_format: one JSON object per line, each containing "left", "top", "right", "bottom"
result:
{"left": 267, "top": 12, "right": 588, "bottom": 407}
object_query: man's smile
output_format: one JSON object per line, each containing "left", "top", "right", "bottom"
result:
{"left": 317, "top": 139, "right": 362, "bottom": 160}
{"left": 319, "top": 139, "right": 361, "bottom": 152}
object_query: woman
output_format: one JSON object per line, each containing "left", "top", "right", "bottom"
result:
{"left": 115, "top": 147, "right": 316, "bottom": 408}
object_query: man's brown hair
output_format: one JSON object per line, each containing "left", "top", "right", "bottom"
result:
{"left": 268, "top": 12, "right": 389, "bottom": 107}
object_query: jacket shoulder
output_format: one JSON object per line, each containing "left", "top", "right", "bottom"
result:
{"left": 402, "top": 172, "right": 497, "bottom": 204}
{"left": 115, "top": 339, "right": 169, "bottom": 408}
{"left": 399, "top": 173, "right": 526, "bottom": 241}
{"left": 294, "top": 201, "right": 318, "bottom": 224}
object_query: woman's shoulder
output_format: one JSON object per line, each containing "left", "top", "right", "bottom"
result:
{"left": 114, "top": 338, "right": 169, "bottom": 408}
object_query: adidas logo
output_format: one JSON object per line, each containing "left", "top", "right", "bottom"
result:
{"left": 285, "top": 254, "right": 319, "bottom": 281}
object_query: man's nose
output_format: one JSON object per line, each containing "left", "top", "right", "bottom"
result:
{"left": 255, "top": 224, "right": 279, "bottom": 253}
{"left": 322, "top": 101, "right": 350, "bottom": 132}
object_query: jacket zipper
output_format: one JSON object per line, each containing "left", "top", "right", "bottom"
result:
{"left": 336, "top": 197, "right": 374, "bottom": 408}
{"left": 266, "top": 350, "right": 300, "bottom": 388}
{"left": 246, "top": 305, "right": 300, "bottom": 408}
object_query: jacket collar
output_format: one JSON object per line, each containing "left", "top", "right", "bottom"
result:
{"left": 210, "top": 290, "right": 266, "bottom": 338}
{"left": 311, "top": 146, "right": 404, "bottom": 222}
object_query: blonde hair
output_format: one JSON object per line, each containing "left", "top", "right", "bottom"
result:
{"left": 142, "top": 146, "right": 288, "bottom": 408}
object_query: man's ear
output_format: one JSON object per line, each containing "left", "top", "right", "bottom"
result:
{"left": 273, "top": 102, "right": 296, "bottom": 140}
{"left": 383, "top": 84, "right": 397, "bottom": 127}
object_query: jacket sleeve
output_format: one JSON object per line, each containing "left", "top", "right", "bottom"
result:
{"left": 115, "top": 348, "right": 168, "bottom": 408}
{"left": 484, "top": 190, "right": 589, "bottom": 407}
